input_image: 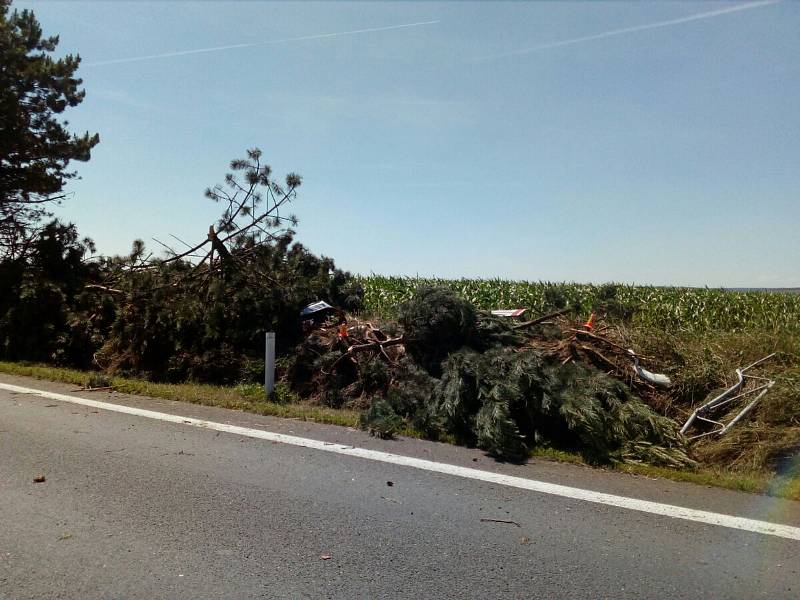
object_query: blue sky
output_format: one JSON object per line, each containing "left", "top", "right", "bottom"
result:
{"left": 19, "top": 1, "right": 799, "bottom": 287}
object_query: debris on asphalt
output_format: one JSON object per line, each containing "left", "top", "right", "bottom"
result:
{"left": 69, "top": 385, "right": 115, "bottom": 393}
{"left": 480, "top": 518, "right": 521, "bottom": 527}
{"left": 320, "top": 554, "right": 332, "bottom": 560}
{"left": 33, "top": 474, "right": 46, "bottom": 483}
{"left": 80, "top": 374, "right": 113, "bottom": 391}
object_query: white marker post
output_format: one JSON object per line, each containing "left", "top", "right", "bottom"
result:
{"left": 264, "top": 332, "right": 275, "bottom": 397}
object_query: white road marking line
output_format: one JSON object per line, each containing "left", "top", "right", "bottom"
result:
{"left": 3, "top": 381, "right": 800, "bottom": 541}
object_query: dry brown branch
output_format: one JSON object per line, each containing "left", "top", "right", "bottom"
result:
{"left": 345, "top": 336, "right": 406, "bottom": 354}
{"left": 570, "top": 328, "right": 637, "bottom": 355}
{"left": 579, "top": 344, "right": 618, "bottom": 371}
{"left": 513, "top": 308, "right": 570, "bottom": 330}
{"left": 321, "top": 336, "right": 407, "bottom": 375}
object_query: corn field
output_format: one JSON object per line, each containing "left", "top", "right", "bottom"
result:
{"left": 358, "top": 276, "right": 800, "bottom": 332}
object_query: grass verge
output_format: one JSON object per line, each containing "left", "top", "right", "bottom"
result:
{"left": 529, "top": 447, "right": 800, "bottom": 500}
{"left": 0, "top": 361, "right": 360, "bottom": 428}
{"left": 2, "top": 361, "right": 797, "bottom": 501}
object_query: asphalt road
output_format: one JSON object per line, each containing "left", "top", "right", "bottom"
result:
{"left": 1, "top": 374, "right": 799, "bottom": 599}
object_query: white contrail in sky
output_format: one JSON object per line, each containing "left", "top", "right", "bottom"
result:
{"left": 85, "top": 20, "right": 440, "bottom": 67}
{"left": 475, "top": 0, "right": 781, "bottom": 61}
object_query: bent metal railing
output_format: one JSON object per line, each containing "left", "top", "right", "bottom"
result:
{"left": 680, "top": 353, "right": 776, "bottom": 440}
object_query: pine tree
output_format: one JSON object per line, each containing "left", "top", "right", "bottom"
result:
{"left": 0, "top": 0, "right": 99, "bottom": 257}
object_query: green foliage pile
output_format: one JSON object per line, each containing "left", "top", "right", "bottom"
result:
{"left": 347, "top": 285, "right": 798, "bottom": 473}
{"left": 360, "top": 397, "right": 405, "bottom": 439}
{"left": 429, "top": 348, "right": 690, "bottom": 465}
{"left": 398, "top": 285, "right": 478, "bottom": 374}
{"left": 360, "top": 276, "right": 800, "bottom": 332}
{"left": 322, "top": 286, "right": 694, "bottom": 466}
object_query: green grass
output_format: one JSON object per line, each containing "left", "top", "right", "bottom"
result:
{"left": 529, "top": 447, "right": 588, "bottom": 466}
{"left": 615, "top": 463, "right": 772, "bottom": 495}
{"left": 0, "top": 361, "right": 360, "bottom": 428}
{"left": 530, "top": 447, "right": 800, "bottom": 500}
{"left": 3, "top": 360, "right": 798, "bottom": 501}
{"left": 358, "top": 276, "right": 800, "bottom": 332}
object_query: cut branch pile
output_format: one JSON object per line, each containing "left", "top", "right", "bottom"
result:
{"left": 525, "top": 317, "right": 670, "bottom": 410}
{"left": 286, "top": 287, "right": 696, "bottom": 467}
{"left": 286, "top": 315, "right": 405, "bottom": 406}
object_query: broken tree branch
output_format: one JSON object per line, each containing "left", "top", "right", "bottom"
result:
{"left": 513, "top": 308, "right": 570, "bottom": 330}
